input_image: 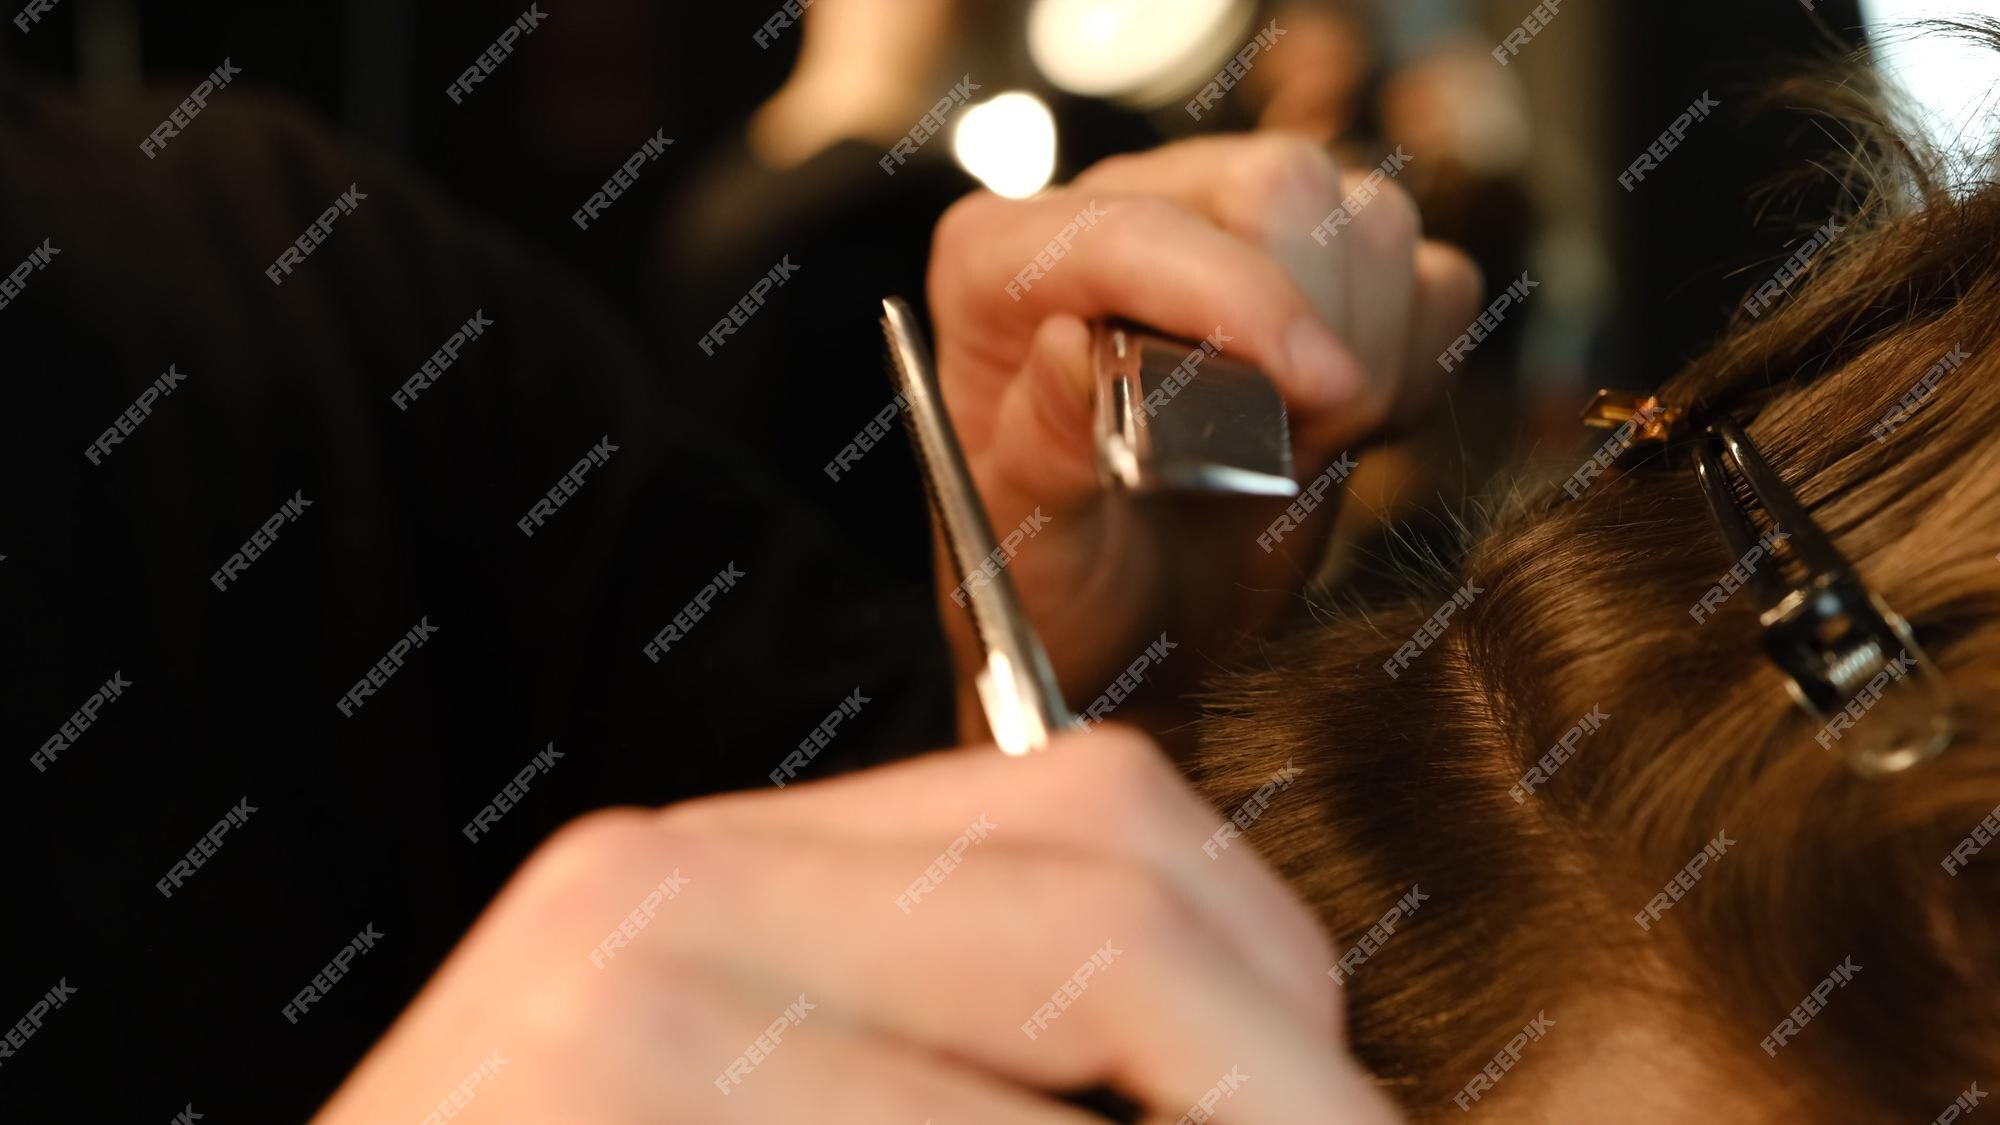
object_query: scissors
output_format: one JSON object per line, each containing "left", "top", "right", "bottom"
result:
{"left": 880, "top": 297, "right": 1079, "bottom": 755}
{"left": 879, "top": 296, "right": 1158, "bottom": 1122}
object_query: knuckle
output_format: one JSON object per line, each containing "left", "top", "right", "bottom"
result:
{"left": 1229, "top": 134, "right": 1342, "bottom": 223}
{"left": 1261, "top": 133, "right": 1344, "bottom": 192}
{"left": 1072, "top": 855, "right": 1201, "bottom": 946}
{"left": 514, "top": 806, "right": 659, "bottom": 903}
{"left": 930, "top": 190, "right": 1005, "bottom": 270}
{"left": 1102, "top": 193, "right": 1193, "bottom": 240}
{"left": 543, "top": 805, "right": 657, "bottom": 865}
{"left": 1358, "top": 177, "right": 1422, "bottom": 247}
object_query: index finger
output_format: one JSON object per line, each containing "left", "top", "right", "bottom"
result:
{"left": 668, "top": 726, "right": 1344, "bottom": 1042}
{"left": 930, "top": 188, "right": 1367, "bottom": 416}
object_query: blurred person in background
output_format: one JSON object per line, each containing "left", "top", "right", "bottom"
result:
{"left": 652, "top": 0, "right": 974, "bottom": 594}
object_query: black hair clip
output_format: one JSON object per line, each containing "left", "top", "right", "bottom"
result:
{"left": 1583, "top": 391, "right": 1955, "bottom": 776}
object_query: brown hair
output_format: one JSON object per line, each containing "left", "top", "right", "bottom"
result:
{"left": 1193, "top": 30, "right": 2000, "bottom": 1121}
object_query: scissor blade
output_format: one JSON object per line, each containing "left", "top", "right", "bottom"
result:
{"left": 879, "top": 297, "right": 1075, "bottom": 753}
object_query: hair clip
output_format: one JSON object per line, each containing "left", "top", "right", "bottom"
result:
{"left": 1688, "top": 419, "right": 1954, "bottom": 776}
{"left": 1574, "top": 388, "right": 1954, "bottom": 775}
{"left": 1579, "top": 389, "right": 1685, "bottom": 446}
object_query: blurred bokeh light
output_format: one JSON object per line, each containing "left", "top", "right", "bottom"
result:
{"left": 1028, "top": 0, "right": 1255, "bottom": 105}
{"left": 954, "top": 91, "right": 1060, "bottom": 198}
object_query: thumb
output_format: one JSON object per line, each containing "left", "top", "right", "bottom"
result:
{"left": 971, "top": 311, "right": 1101, "bottom": 515}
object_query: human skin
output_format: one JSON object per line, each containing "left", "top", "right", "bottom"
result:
{"left": 313, "top": 728, "right": 1404, "bottom": 1122}
{"left": 316, "top": 131, "right": 1478, "bottom": 1124}
{"left": 924, "top": 132, "right": 1480, "bottom": 739}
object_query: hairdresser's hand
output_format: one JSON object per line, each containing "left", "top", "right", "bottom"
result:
{"left": 313, "top": 727, "right": 1403, "bottom": 1124}
{"left": 926, "top": 134, "right": 1480, "bottom": 733}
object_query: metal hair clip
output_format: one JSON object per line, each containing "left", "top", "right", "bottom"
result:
{"left": 1687, "top": 418, "right": 1955, "bottom": 776}
{"left": 1580, "top": 389, "right": 1684, "bottom": 446}
{"left": 1578, "top": 388, "right": 1953, "bottom": 773}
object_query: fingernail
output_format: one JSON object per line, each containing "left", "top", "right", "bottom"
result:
{"left": 1284, "top": 317, "right": 1361, "bottom": 408}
